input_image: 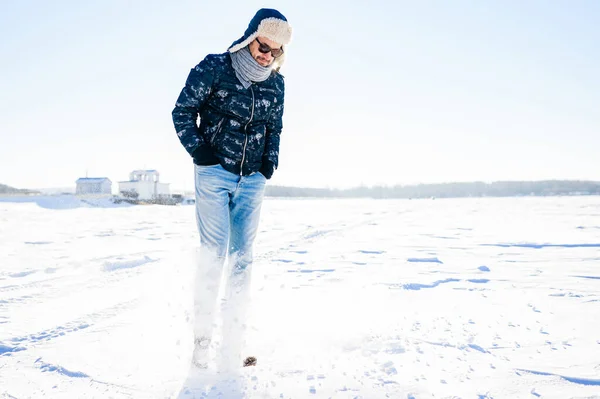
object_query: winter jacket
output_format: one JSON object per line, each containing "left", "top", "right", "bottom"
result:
{"left": 172, "top": 52, "right": 285, "bottom": 176}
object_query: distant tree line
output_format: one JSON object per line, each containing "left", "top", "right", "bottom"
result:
{"left": 265, "top": 180, "right": 600, "bottom": 199}
{"left": 3, "top": 181, "right": 600, "bottom": 200}
{"left": 0, "top": 184, "right": 40, "bottom": 195}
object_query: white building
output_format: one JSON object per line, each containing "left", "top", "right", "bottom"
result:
{"left": 75, "top": 177, "right": 112, "bottom": 195}
{"left": 118, "top": 170, "right": 170, "bottom": 200}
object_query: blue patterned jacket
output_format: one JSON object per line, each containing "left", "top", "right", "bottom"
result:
{"left": 172, "top": 53, "right": 285, "bottom": 176}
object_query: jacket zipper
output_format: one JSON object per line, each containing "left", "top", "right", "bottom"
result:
{"left": 240, "top": 85, "right": 255, "bottom": 175}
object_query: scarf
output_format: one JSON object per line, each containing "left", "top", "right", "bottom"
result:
{"left": 229, "top": 46, "right": 272, "bottom": 89}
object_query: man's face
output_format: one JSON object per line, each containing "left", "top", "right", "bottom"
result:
{"left": 248, "top": 36, "right": 283, "bottom": 67}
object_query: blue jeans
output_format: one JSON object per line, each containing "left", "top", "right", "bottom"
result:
{"left": 194, "top": 163, "right": 266, "bottom": 265}
{"left": 192, "top": 163, "right": 266, "bottom": 369}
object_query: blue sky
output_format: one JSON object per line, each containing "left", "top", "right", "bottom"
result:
{"left": 1, "top": 0, "right": 598, "bottom": 192}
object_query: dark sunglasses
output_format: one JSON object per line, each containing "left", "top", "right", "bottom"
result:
{"left": 255, "top": 38, "right": 284, "bottom": 58}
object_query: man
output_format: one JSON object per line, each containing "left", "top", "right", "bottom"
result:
{"left": 171, "top": 9, "right": 292, "bottom": 370}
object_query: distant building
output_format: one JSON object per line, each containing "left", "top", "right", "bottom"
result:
{"left": 76, "top": 177, "right": 112, "bottom": 195}
{"left": 118, "top": 170, "right": 170, "bottom": 200}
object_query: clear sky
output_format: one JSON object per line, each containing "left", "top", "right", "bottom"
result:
{"left": 1, "top": 0, "right": 598, "bottom": 192}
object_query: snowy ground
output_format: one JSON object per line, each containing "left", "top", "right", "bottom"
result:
{"left": 1, "top": 195, "right": 599, "bottom": 398}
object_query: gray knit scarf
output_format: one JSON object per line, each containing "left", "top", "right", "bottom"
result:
{"left": 230, "top": 46, "right": 272, "bottom": 89}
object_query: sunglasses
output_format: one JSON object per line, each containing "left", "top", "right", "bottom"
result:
{"left": 255, "top": 38, "right": 284, "bottom": 58}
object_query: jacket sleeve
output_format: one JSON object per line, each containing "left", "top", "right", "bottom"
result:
{"left": 171, "top": 58, "right": 216, "bottom": 156}
{"left": 263, "top": 78, "right": 285, "bottom": 168}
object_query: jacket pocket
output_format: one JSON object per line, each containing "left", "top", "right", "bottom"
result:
{"left": 210, "top": 118, "right": 226, "bottom": 146}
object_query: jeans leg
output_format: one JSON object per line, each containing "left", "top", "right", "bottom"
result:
{"left": 193, "top": 164, "right": 234, "bottom": 366}
{"left": 195, "top": 164, "right": 232, "bottom": 259}
{"left": 220, "top": 172, "right": 267, "bottom": 369}
{"left": 228, "top": 172, "right": 267, "bottom": 269}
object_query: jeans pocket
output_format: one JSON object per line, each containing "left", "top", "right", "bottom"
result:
{"left": 195, "top": 163, "right": 221, "bottom": 174}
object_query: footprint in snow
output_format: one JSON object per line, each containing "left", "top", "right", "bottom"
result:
{"left": 102, "top": 256, "right": 156, "bottom": 272}
{"left": 9, "top": 270, "right": 37, "bottom": 278}
{"left": 274, "top": 259, "right": 294, "bottom": 263}
{"left": 380, "top": 361, "right": 398, "bottom": 376}
{"left": 0, "top": 343, "right": 26, "bottom": 356}
{"left": 359, "top": 250, "right": 385, "bottom": 255}
{"left": 407, "top": 257, "right": 443, "bottom": 264}
{"left": 35, "top": 359, "right": 89, "bottom": 378}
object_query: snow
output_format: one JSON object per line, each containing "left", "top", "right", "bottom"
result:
{"left": 1, "top": 196, "right": 599, "bottom": 398}
{"left": 0, "top": 195, "right": 132, "bottom": 210}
